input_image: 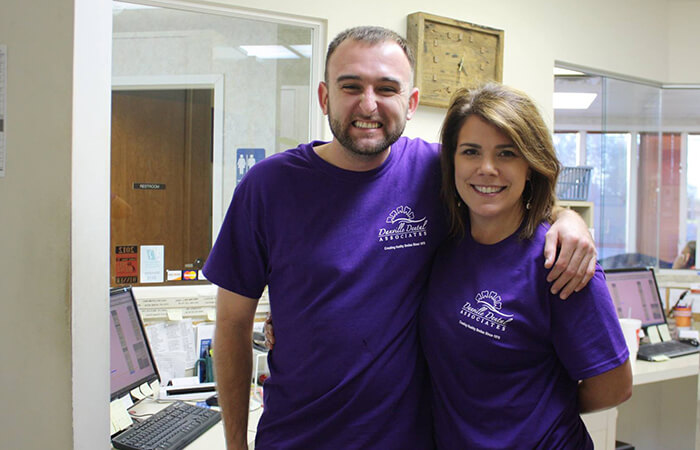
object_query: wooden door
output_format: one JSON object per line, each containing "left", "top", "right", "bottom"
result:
{"left": 111, "top": 89, "right": 213, "bottom": 286}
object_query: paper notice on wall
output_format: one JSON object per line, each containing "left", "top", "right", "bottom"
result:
{"left": 115, "top": 245, "right": 138, "bottom": 284}
{"left": 140, "top": 245, "right": 164, "bottom": 283}
{"left": 0, "top": 45, "right": 7, "bottom": 177}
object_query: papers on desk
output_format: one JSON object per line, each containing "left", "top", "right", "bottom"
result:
{"left": 146, "top": 319, "right": 197, "bottom": 382}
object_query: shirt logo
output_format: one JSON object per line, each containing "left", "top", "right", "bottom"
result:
{"left": 378, "top": 205, "right": 428, "bottom": 251}
{"left": 459, "top": 290, "right": 514, "bottom": 339}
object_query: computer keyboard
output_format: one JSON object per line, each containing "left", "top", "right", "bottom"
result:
{"left": 112, "top": 401, "right": 221, "bottom": 450}
{"left": 637, "top": 340, "right": 699, "bottom": 361}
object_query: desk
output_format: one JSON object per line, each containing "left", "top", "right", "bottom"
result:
{"left": 120, "top": 356, "right": 699, "bottom": 449}
{"left": 617, "top": 354, "right": 699, "bottom": 450}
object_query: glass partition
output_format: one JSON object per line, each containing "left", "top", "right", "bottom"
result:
{"left": 110, "top": 1, "right": 320, "bottom": 286}
{"left": 553, "top": 69, "right": 699, "bottom": 271}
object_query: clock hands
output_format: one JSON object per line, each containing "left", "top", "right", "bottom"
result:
{"left": 458, "top": 57, "right": 468, "bottom": 76}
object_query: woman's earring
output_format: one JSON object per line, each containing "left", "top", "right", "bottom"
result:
{"left": 524, "top": 181, "right": 533, "bottom": 210}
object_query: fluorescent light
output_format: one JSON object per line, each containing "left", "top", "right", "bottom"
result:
{"left": 240, "top": 45, "right": 299, "bottom": 60}
{"left": 113, "top": 2, "right": 156, "bottom": 11}
{"left": 213, "top": 46, "right": 247, "bottom": 61}
{"left": 553, "top": 92, "right": 597, "bottom": 110}
{"left": 553, "top": 67, "right": 586, "bottom": 76}
{"left": 290, "top": 45, "right": 312, "bottom": 58}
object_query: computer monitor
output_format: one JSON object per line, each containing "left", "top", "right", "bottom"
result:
{"left": 604, "top": 267, "right": 666, "bottom": 328}
{"left": 110, "top": 287, "right": 159, "bottom": 401}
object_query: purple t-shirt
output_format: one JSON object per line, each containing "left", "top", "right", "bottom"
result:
{"left": 419, "top": 222, "right": 628, "bottom": 449}
{"left": 204, "top": 137, "right": 447, "bottom": 449}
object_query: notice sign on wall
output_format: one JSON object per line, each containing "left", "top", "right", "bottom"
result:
{"left": 115, "top": 245, "right": 139, "bottom": 284}
{"left": 236, "top": 148, "right": 265, "bottom": 183}
{"left": 140, "top": 245, "right": 164, "bottom": 283}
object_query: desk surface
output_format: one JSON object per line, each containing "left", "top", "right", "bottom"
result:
{"left": 632, "top": 353, "right": 699, "bottom": 385}
{"left": 118, "top": 355, "right": 699, "bottom": 449}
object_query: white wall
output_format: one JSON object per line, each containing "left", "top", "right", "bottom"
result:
{"left": 203, "top": 0, "right": 676, "bottom": 141}
{"left": 72, "top": 0, "right": 113, "bottom": 447}
{"left": 0, "top": 0, "right": 698, "bottom": 448}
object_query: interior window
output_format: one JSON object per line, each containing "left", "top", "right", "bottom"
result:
{"left": 111, "top": 1, "right": 319, "bottom": 286}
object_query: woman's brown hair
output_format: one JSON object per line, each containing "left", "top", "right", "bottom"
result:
{"left": 440, "top": 83, "right": 560, "bottom": 240}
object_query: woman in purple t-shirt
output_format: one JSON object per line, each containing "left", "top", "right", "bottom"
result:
{"left": 419, "top": 83, "right": 632, "bottom": 449}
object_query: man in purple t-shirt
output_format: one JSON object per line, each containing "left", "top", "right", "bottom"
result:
{"left": 204, "top": 27, "right": 597, "bottom": 449}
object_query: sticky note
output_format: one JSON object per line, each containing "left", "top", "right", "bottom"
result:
{"left": 167, "top": 309, "right": 183, "bottom": 321}
{"left": 657, "top": 324, "right": 672, "bottom": 342}
{"left": 110, "top": 398, "right": 133, "bottom": 432}
{"left": 139, "top": 381, "right": 154, "bottom": 397}
{"left": 646, "top": 325, "right": 661, "bottom": 344}
{"left": 130, "top": 387, "right": 145, "bottom": 400}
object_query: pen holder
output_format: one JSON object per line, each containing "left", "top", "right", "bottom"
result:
{"left": 674, "top": 306, "right": 693, "bottom": 329}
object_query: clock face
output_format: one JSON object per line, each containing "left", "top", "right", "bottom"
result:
{"left": 408, "top": 13, "right": 504, "bottom": 108}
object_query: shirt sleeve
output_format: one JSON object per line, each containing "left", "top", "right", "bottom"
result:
{"left": 549, "top": 265, "right": 630, "bottom": 380}
{"left": 202, "top": 175, "right": 268, "bottom": 299}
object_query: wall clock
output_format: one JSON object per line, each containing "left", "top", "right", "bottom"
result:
{"left": 407, "top": 12, "right": 504, "bottom": 108}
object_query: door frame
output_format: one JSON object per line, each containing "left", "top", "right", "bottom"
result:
{"left": 112, "top": 74, "right": 224, "bottom": 243}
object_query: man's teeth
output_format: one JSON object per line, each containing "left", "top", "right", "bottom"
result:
{"left": 473, "top": 185, "right": 504, "bottom": 194}
{"left": 354, "top": 121, "right": 381, "bottom": 129}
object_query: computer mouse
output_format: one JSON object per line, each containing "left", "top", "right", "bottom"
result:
{"left": 680, "top": 338, "right": 699, "bottom": 347}
{"left": 205, "top": 394, "right": 219, "bottom": 407}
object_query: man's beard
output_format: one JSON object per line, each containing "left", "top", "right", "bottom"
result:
{"left": 327, "top": 108, "right": 406, "bottom": 157}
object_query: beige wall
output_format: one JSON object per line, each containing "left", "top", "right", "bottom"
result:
{"left": 668, "top": 0, "right": 700, "bottom": 83}
{"left": 0, "top": 1, "right": 75, "bottom": 448}
{"left": 0, "top": 0, "right": 111, "bottom": 449}
{"left": 0, "top": 0, "right": 697, "bottom": 448}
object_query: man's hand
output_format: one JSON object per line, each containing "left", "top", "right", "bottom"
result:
{"left": 544, "top": 208, "right": 597, "bottom": 299}
{"left": 263, "top": 313, "right": 275, "bottom": 350}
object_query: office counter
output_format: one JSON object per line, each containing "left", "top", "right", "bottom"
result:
{"left": 120, "top": 355, "right": 698, "bottom": 449}
{"left": 616, "top": 354, "right": 699, "bottom": 450}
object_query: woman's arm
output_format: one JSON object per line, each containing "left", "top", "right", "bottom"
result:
{"left": 578, "top": 359, "right": 633, "bottom": 413}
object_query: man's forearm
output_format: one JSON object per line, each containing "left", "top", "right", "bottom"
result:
{"left": 214, "top": 320, "right": 254, "bottom": 449}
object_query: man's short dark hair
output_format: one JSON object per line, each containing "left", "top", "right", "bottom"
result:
{"left": 324, "top": 26, "right": 415, "bottom": 82}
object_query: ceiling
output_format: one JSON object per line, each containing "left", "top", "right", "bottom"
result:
{"left": 554, "top": 75, "right": 700, "bottom": 130}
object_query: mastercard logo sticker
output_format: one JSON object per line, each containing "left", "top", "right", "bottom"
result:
{"left": 183, "top": 270, "right": 197, "bottom": 280}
